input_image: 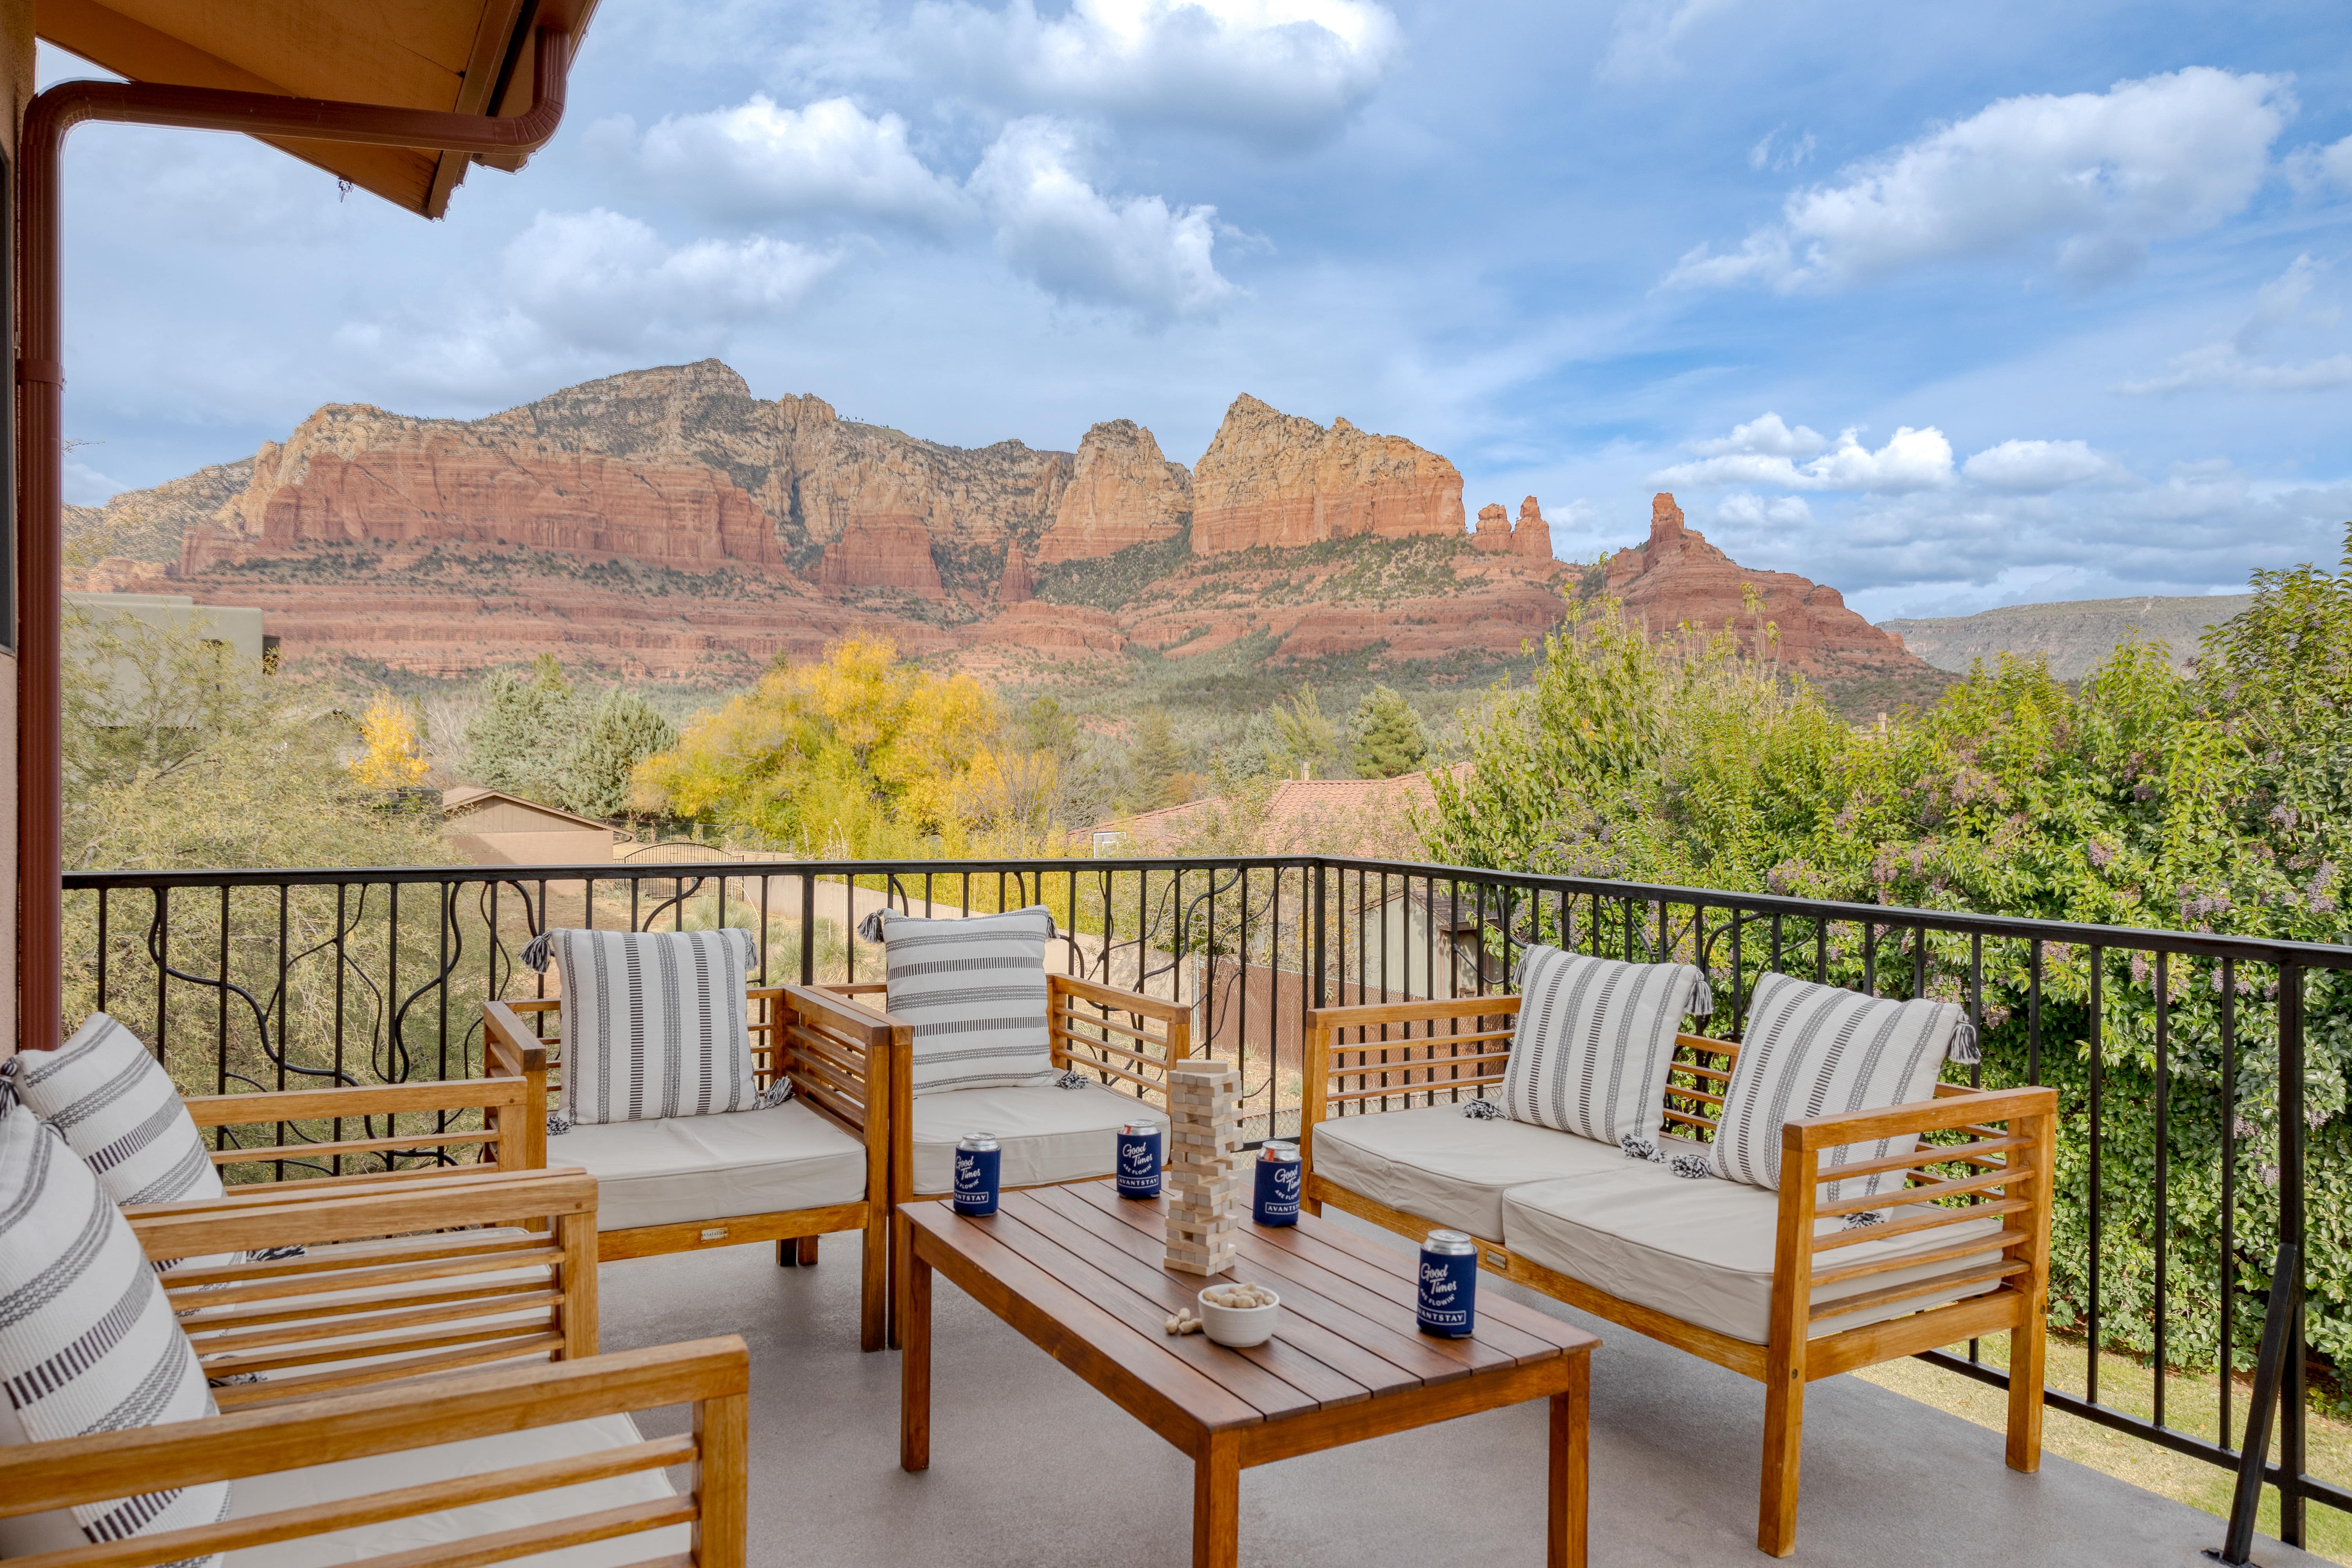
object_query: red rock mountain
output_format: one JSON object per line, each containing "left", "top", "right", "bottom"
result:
{"left": 1605, "top": 494, "right": 1921, "bottom": 681}
{"left": 1192, "top": 395, "right": 1465, "bottom": 554}
{"left": 66, "top": 363, "right": 1937, "bottom": 702}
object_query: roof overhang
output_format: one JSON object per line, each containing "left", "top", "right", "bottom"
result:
{"left": 33, "top": 0, "right": 599, "bottom": 216}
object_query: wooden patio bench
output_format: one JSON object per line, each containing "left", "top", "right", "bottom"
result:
{"left": 1300, "top": 991, "right": 2058, "bottom": 1557}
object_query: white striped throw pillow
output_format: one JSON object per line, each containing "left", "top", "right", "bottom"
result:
{"left": 543, "top": 928, "right": 760, "bottom": 1126}
{"left": 879, "top": 906, "right": 1058, "bottom": 1098}
{"left": 1706, "top": 971, "right": 1967, "bottom": 1210}
{"left": 1500, "top": 946, "right": 1713, "bottom": 1149}
{"left": 0, "top": 1103, "right": 230, "bottom": 1563}
{"left": 6, "top": 1014, "right": 221, "bottom": 1211}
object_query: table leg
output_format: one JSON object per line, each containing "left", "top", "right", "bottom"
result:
{"left": 1548, "top": 1358, "right": 1588, "bottom": 1568}
{"left": 900, "top": 1242, "right": 932, "bottom": 1473}
{"left": 1192, "top": 1430, "right": 1239, "bottom": 1568}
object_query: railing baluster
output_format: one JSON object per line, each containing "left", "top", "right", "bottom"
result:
{"left": 2280, "top": 962, "right": 2308, "bottom": 1547}
{"left": 2220, "top": 955, "right": 2238, "bottom": 1449}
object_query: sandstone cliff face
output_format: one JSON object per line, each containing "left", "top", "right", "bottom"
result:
{"left": 1036, "top": 419, "right": 1191, "bottom": 562}
{"left": 997, "top": 543, "right": 1035, "bottom": 604}
{"left": 178, "top": 361, "right": 1076, "bottom": 595}
{"left": 1604, "top": 494, "right": 1926, "bottom": 681}
{"left": 818, "top": 519, "right": 944, "bottom": 597}
{"left": 1191, "top": 395, "right": 1465, "bottom": 555}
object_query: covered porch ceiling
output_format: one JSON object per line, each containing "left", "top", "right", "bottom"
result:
{"left": 33, "top": 0, "right": 600, "bottom": 216}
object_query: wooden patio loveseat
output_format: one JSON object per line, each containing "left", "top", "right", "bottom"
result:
{"left": 1299, "top": 980, "right": 2058, "bottom": 1557}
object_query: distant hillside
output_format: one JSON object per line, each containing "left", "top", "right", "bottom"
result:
{"left": 1881, "top": 594, "right": 2254, "bottom": 681}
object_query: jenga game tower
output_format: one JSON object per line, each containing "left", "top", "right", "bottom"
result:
{"left": 1164, "top": 1061, "right": 1244, "bottom": 1276}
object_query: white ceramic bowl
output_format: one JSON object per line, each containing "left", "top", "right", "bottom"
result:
{"left": 1196, "top": 1285, "right": 1280, "bottom": 1348}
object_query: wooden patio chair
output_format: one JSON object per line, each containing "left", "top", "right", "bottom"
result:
{"left": 0, "top": 1337, "right": 748, "bottom": 1568}
{"left": 486, "top": 983, "right": 898, "bottom": 1351}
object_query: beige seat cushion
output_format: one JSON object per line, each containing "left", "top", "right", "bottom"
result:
{"left": 910, "top": 1082, "right": 1168, "bottom": 1196}
{"left": 1309, "top": 1103, "right": 1630, "bottom": 1240}
{"left": 1501, "top": 1161, "right": 2009, "bottom": 1344}
{"left": 227, "top": 1412, "right": 684, "bottom": 1568}
{"left": 546, "top": 1100, "right": 866, "bottom": 1230}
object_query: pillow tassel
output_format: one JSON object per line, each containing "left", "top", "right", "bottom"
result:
{"left": 1689, "top": 973, "right": 1715, "bottom": 1021}
{"left": 856, "top": 909, "right": 887, "bottom": 944}
{"left": 1619, "top": 1133, "right": 1665, "bottom": 1162}
{"left": 1947, "top": 1018, "right": 1981, "bottom": 1065}
{"left": 754, "top": 1078, "right": 796, "bottom": 1110}
{"left": 520, "top": 930, "right": 555, "bottom": 974}
{"left": 1669, "top": 1152, "right": 1713, "bottom": 1180}
{"left": 1460, "top": 1096, "right": 1505, "bottom": 1120}
{"left": 1053, "top": 1067, "right": 1091, "bottom": 1090}
{"left": 546, "top": 1109, "right": 572, "bottom": 1137}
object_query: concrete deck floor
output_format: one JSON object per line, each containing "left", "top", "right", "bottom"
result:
{"left": 600, "top": 1215, "right": 2325, "bottom": 1568}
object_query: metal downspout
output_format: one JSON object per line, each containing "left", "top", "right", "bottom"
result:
{"left": 15, "top": 25, "right": 572, "bottom": 1053}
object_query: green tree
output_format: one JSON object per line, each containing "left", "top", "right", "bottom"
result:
{"left": 561, "top": 688, "right": 678, "bottom": 820}
{"left": 1350, "top": 685, "right": 1429, "bottom": 778}
{"left": 1130, "top": 708, "right": 1191, "bottom": 811}
{"left": 1014, "top": 695, "right": 1083, "bottom": 765}
{"left": 463, "top": 653, "right": 583, "bottom": 804}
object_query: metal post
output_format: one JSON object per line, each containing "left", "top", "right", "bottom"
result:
{"left": 2212, "top": 1244, "right": 2303, "bottom": 1566}
{"left": 2278, "top": 964, "right": 2307, "bottom": 1546}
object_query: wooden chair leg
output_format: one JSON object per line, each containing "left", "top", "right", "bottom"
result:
{"left": 777, "top": 1238, "right": 799, "bottom": 1267}
{"left": 859, "top": 1209, "right": 887, "bottom": 1354}
{"left": 889, "top": 1207, "right": 912, "bottom": 1352}
{"left": 1757, "top": 1363, "right": 1805, "bottom": 1558}
{"left": 2007, "top": 1311, "right": 2046, "bottom": 1472}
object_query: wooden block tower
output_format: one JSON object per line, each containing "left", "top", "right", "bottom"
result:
{"left": 1164, "top": 1060, "right": 1244, "bottom": 1276}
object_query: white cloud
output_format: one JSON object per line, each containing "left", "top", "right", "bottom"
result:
{"left": 1666, "top": 68, "right": 2292, "bottom": 293}
{"left": 1657, "top": 422, "right": 1954, "bottom": 492}
{"left": 1747, "top": 127, "right": 1815, "bottom": 173}
{"left": 1600, "top": 0, "right": 1740, "bottom": 82}
{"left": 1962, "top": 438, "right": 2130, "bottom": 491}
{"left": 1717, "top": 492, "right": 1813, "bottom": 526}
{"left": 2283, "top": 132, "right": 2352, "bottom": 197}
{"left": 1691, "top": 411, "right": 1826, "bottom": 458}
{"left": 911, "top": 0, "right": 1398, "bottom": 149}
{"left": 2116, "top": 254, "right": 2352, "bottom": 394}
{"left": 631, "top": 96, "right": 969, "bottom": 227}
{"left": 969, "top": 118, "right": 1240, "bottom": 323}
{"left": 339, "top": 209, "right": 843, "bottom": 394}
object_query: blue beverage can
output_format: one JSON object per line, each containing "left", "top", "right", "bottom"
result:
{"left": 1116, "top": 1122, "right": 1163, "bottom": 1198}
{"left": 952, "top": 1134, "right": 1001, "bottom": 1216}
{"left": 1254, "top": 1141, "right": 1301, "bottom": 1227}
{"left": 1417, "top": 1229, "right": 1478, "bottom": 1338}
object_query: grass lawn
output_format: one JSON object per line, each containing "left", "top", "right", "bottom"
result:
{"left": 1858, "top": 1333, "right": 2352, "bottom": 1562}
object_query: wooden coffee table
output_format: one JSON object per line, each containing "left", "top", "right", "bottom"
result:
{"left": 898, "top": 1180, "right": 1597, "bottom": 1568}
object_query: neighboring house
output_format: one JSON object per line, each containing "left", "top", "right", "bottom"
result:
{"left": 441, "top": 787, "right": 617, "bottom": 867}
{"left": 65, "top": 591, "right": 274, "bottom": 714}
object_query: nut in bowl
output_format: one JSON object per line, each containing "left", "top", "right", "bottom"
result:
{"left": 1195, "top": 1282, "right": 1280, "bottom": 1348}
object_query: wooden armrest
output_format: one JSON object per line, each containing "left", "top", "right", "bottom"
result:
{"left": 1051, "top": 973, "right": 1190, "bottom": 1028}
{"left": 1305, "top": 995, "right": 1524, "bottom": 1033}
{"left": 183, "top": 1078, "right": 525, "bottom": 1129}
{"left": 124, "top": 1167, "right": 598, "bottom": 1259}
{"left": 0, "top": 1338, "right": 748, "bottom": 1566}
{"left": 820, "top": 981, "right": 888, "bottom": 996}
{"left": 484, "top": 999, "right": 552, "bottom": 1076}
{"left": 1782, "top": 1083, "right": 2058, "bottom": 1152}
{"left": 771, "top": 983, "right": 904, "bottom": 1044}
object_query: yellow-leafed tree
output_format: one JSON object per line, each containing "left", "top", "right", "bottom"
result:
{"left": 348, "top": 690, "right": 429, "bottom": 791}
{"left": 631, "top": 638, "right": 1001, "bottom": 856}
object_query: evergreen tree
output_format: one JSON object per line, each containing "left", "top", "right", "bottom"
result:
{"left": 561, "top": 689, "right": 678, "bottom": 820}
{"left": 1130, "top": 708, "right": 1190, "bottom": 811}
{"left": 1015, "top": 695, "right": 1083, "bottom": 766}
{"left": 463, "top": 653, "right": 582, "bottom": 804}
{"left": 1350, "top": 686, "right": 1429, "bottom": 778}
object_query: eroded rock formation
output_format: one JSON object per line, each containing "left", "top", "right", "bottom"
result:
{"left": 998, "top": 543, "right": 1034, "bottom": 604}
{"left": 1512, "top": 496, "right": 1552, "bottom": 559}
{"left": 1604, "top": 494, "right": 1926, "bottom": 681}
{"left": 1036, "top": 420, "right": 1190, "bottom": 562}
{"left": 818, "top": 518, "right": 944, "bottom": 598}
{"left": 1191, "top": 395, "right": 1465, "bottom": 555}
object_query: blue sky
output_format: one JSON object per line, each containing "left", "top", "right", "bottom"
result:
{"left": 47, "top": 0, "right": 2352, "bottom": 619}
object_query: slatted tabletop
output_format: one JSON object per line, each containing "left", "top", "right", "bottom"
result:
{"left": 898, "top": 1179, "right": 1597, "bottom": 1568}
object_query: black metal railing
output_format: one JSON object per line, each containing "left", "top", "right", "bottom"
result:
{"left": 60, "top": 851, "right": 2352, "bottom": 1544}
